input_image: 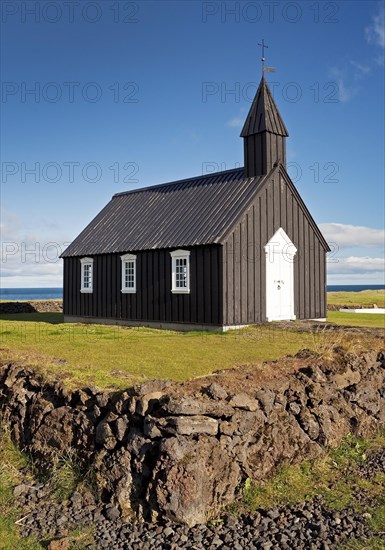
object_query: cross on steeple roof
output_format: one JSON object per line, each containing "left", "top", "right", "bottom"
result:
{"left": 258, "top": 38, "right": 268, "bottom": 73}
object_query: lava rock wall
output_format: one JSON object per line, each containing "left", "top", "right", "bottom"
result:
{"left": 1, "top": 349, "right": 384, "bottom": 526}
{"left": 0, "top": 300, "right": 63, "bottom": 313}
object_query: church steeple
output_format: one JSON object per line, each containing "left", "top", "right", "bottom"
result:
{"left": 241, "top": 75, "right": 289, "bottom": 178}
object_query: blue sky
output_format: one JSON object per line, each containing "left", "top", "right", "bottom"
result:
{"left": 1, "top": 0, "right": 384, "bottom": 287}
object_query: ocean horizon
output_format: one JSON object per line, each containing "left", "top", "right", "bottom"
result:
{"left": 0, "top": 288, "right": 63, "bottom": 301}
{"left": 327, "top": 284, "right": 385, "bottom": 292}
{"left": 0, "top": 285, "right": 384, "bottom": 301}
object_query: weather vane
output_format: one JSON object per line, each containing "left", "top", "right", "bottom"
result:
{"left": 258, "top": 39, "right": 276, "bottom": 76}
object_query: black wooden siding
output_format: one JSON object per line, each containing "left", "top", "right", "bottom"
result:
{"left": 63, "top": 245, "right": 222, "bottom": 326}
{"left": 222, "top": 169, "right": 327, "bottom": 325}
{"left": 244, "top": 133, "right": 286, "bottom": 177}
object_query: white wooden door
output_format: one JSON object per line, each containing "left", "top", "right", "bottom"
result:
{"left": 265, "top": 228, "right": 297, "bottom": 321}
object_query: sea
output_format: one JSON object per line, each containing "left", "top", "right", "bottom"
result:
{"left": 326, "top": 285, "right": 385, "bottom": 293}
{"left": 0, "top": 288, "right": 63, "bottom": 301}
{"left": 0, "top": 285, "right": 384, "bottom": 301}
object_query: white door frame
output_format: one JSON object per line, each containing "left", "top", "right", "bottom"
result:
{"left": 264, "top": 227, "right": 297, "bottom": 322}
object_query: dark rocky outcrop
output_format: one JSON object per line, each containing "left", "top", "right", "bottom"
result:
{"left": 1, "top": 349, "right": 384, "bottom": 526}
{"left": 0, "top": 300, "right": 63, "bottom": 313}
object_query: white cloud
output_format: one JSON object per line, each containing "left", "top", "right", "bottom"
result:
{"left": 337, "top": 80, "right": 353, "bottom": 103}
{"left": 365, "top": 3, "right": 385, "bottom": 49}
{"left": 319, "top": 223, "right": 385, "bottom": 248}
{"left": 327, "top": 272, "right": 385, "bottom": 285}
{"left": 350, "top": 60, "right": 371, "bottom": 79}
{"left": 329, "top": 68, "right": 357, "bottom": 103}
{"left": 330, "top": 6, "right": 384, "bottom": 102}
{"left": 319, "top": 222, "right": 384, "bottom": 283}
{"left": 327, "top": 256, "right": 385, "bottom": 274}
{"left": 227, "top": 117, "right": 244, "bottom": 128}
{"left": 1, "top": 208, "right": 70, "bottom": 288}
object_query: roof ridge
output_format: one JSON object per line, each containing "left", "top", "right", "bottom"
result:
{"left": 112, "top": 166, "right": 245, "bottom": 199}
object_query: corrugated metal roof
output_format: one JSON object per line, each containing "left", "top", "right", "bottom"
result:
{"left": 241, "top": 76, "right": 289, "bottom": 137}
{"left": 61, "top": 168, "right": 266, "bottom": 257}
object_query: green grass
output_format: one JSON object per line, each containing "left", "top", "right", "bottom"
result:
{"left": 0, "top": 318, "right": 329, "bottom": 389}
{"left": 237, "top": 432, "right": 385, "bottom": 513}
{"left": 328, "top": 289, "right": 385, "bottom": 308}
{"left": 0, "top": 427, "right": 43, "bottom": 550}
{"left": 327, "top": 310, "right": 385, "bottom": 328}
{"left": 0, "top": 516, "right": 43, "bottom": 550}
{"left": 1, "top": 310, "right": 384, "bottom": 330}
{"left": 0, "top": 289, "right": 383, "bottom": 390}
{"left": 327, "top": 289, "right": 385, "bottom": 328}
{"left": 0, "top": 428, "right": 30, "bottom": 508}
{"left": 0, "top": 304, "right": 383, "bottom": 388}
{"left": 49, "top": 452, "right": 86, "bottom": 503}
{"left": 339, "top": 539, "right": 385, "bottom": 550}
{"left": 369, "top": 503, "right": 385, "bottom": 534}
{"left": 0, "top": 312, "right": 63, "bottom": 323}
{"left": 0, "top": 514, "right": 95, "bottom": 550}
{"left": 67, "top": 526, "right": 96, "bottom": 549}
{"left": 329, "top": 433, "right": 370, "bottom": 469}
{"left": 0, "top": 426, "right": 96, "bottom": 549}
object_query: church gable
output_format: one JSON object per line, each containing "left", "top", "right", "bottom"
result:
{"left": 221, "top": 165, "right": 328, "bottom": 325}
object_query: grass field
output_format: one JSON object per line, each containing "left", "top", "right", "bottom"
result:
{"left": 0, "top": 312, "right": 63, "bottom": 323}
{"left": 0, "top": 317, "right": 323, "bottom": 389}
{"left": 327, "top": 289, "right": 385, "bottom": 329}
{"left": 0, "top": 290, "right": 383, "bottom": 389}
{"left": 0, "top": 309, "right": 384, "bottom": 329}
{"left": 0, "top": 315, "right": 382, "bottom": 389}
{"left": 328, "top": 289, "right": 385, "bottom": 309}
{"left": 327, "top": 311, "right": 385, "bottom": 329}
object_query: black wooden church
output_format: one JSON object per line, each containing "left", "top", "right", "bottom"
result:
{"left": 61, "top": 71, "right": 329, "bottom": 330}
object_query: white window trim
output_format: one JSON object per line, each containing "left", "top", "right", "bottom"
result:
{"left": 80, "top": 257, "right": 94, "bottom": 293}
{"left": 170, "top": 249, "right": 190, "bottom": 294}
{"left": 121, "top": 253, "right": 137, "bottom": 293}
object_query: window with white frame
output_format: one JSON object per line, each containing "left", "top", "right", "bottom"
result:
{"left": 121, "top": 253, "right": 137, "bottom": 293}
{"left": 80, "top": 257, "right": 94, "bottom": 293}
{"left": 170, "top": 249, "right": 190, "bottom": 293}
